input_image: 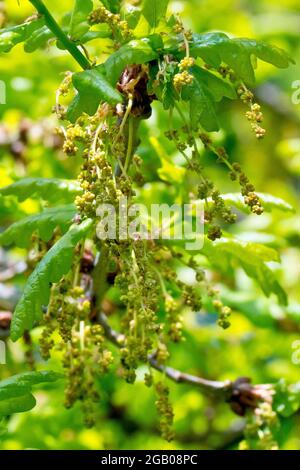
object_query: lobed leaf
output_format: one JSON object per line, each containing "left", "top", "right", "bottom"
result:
{"left": 0, "top": 18, "right": 45, "bottom": 53}
{"left": 190, "top": 33, "right": 293, "bottom": 86}
{"left": 203, "top": 237, "right": 288, "bottom": 305}
{"left": 0, "top": 371, "right": 63, "bottom": 418}
{"left": 0, "top": 205, "right": 76, "bottom": 248}
{"left": 68, "top": 66, "right": 122, "bottom": 121}
{"left": 0, "top": 178, "right": 82, "bottom": 204}
{"left": 10, "top": 219, "right": 93, "bottom": 341}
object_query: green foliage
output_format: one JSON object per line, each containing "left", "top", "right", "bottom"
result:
{"left": 189, "top": 33, "right": 293, "bottom": 86}
{"left": 0, "top": 205, "right": 76, "bottom": 248}
{"left": 182, "top": 73, "right": 219, "bottom": 131}
{"left": 203, "top": 238, "right": 288, "bottom": 305}
{"left": 24, "top": 25, "right": 53, "bottom": 52}
{"left": 0, "top": 178, "right": 81, "bottom": 204}
{"left": 142, "top": 0, "right": 170, "bottom": 29}
{"left": 0, "top": 371, "right": 63, "bottom": 419}
{"left": 69, "top": 0, "right": 93, "bottom": 40}
{"left": 192, "top": 66, "right": 237, "bottom": 102}
{"left": 10, "top": 219, "right": 92, "bottom": 341}
{"left": 0, "top": 18, "right": 45, "bottom": 53}
{"left": 0, "top": 0, "right": 299, "bottom": 452}
{"left": 68, "top": 67, "right": 122, "bottom": 121}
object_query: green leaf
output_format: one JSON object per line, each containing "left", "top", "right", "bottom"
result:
{"left": 24, "top": 25, "right": 110, "bottom": 53}
{"left": 203, "top": 237, "right": 288, "bottom": 305}
{"left": 10, "top": 219, "right": 93, "bottom": 341}
{"left": 104, "top": 38, "right": 159, "bottom": 85}
{"left": 182, "top": 76, "right": 219, "bottom": 132}
{"left": 68, "top": 67, "right": 122, "bottom": 121}
{"left": 0, "top": 178, "right": 82, "bottom": 204}
{"left": 234, "top": 38, "right": 294, "bottom": 69}
{"left": 0, "top": 371, "right": 63, "bottom": 418}
{"left": 101, "top": 0, "right": 121, "bottom": 13}
{"left": 69, "top": 0, "right": 93, "bottom": 41}
{"left": 67, "top": 94, "right": 86, "bottom": 122}
{"left": 142, "top": 0, "right": 169, "bottom": 29}
{"left": 179, "top": 66, "right": 236, "bottom": 131}
{"left": 161, "top": 81, "right": 176, "bottom": 110}
{"left": 81, "top": 30, "right": 112, "bottom": 43}
{"left": 190, "top": 33, "right": 293, "bottom": 86}
{"left": 0, "top": 205, "right": 76, "bottom": 248}
{"left": 208, "top": 237, "right": 281, "bottom": 263}
{"left": 0, "top": 395, "right": 36, "bottom": 417}
{"left": 24, "top": 25, "right": 53, "bottom": 52}
{"left": 0, "top": 18, "right": 45, "bottom": 53}
{"left": 125, "top": 6, "right": 142, "bottom": 30}
{"left": 192, "top": 66, "right": 237, "bottom": 101}
{"left": 207, "top": 192, "right": 294, "bottom": 214}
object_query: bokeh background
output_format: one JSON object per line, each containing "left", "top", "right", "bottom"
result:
{"left": 0, "top": 0, "right": 300, "bottom": 450}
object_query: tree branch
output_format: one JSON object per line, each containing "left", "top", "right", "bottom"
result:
{"left": 97, "top": 312, "right": 233, "bottom": 399}
{"left": 29, "top": 0, "right": 90, "bottom": 70}
{"left": 97, "top": 313, "right": 273, "bottom": 417}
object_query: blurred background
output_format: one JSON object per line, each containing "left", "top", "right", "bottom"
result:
{"left": 0, "top": 0, "right": 300, "bottom": 450}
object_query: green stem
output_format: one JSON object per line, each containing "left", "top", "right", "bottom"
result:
{"left": 29, "top": 0, "right": 90, "bottom": 70}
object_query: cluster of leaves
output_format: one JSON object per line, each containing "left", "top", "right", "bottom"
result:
{"left": 0, "top": 0, "right": 299, "bottom": 451}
